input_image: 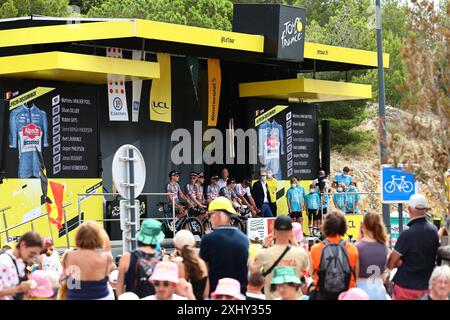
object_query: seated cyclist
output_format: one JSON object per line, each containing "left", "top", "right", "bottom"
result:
{"left": 219, "top": 178, "right": 243, "bottom": 212}
{"left": 234, "top": 178, "right": 258, "bottom": 217}
{"left": 206, "top": 175, "right": 221, "bottom": 204}
{"left": 166, "top": 170, "right": 194, "bottom": 219}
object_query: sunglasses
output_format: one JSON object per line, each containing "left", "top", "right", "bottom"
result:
{"left": 152, "top": 280, "right": 171, "bottom": 288}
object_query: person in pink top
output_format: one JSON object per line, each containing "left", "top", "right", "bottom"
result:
{"left": 26, "top": 270, "right": 57, "bottom": 300}
{"left": 142, "top": 261, "right": 196, "bottom": 300}
{"left": 211, "top": 278, "right": 246, "bottom": 300}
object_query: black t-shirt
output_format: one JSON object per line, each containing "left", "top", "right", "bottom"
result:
{"left": 199, "top": 226, "right": 249, "bottom": 295}
{"left": 393, "top": 216, "right": 439, "bottom": 290}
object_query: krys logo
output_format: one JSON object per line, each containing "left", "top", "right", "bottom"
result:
{"left": 22, "top": 124, "right": 41, "bottom": 139}
{"left": 113, "top": 97, "right": 123, "bottom": 111}
{"left": 281, "top": 17, "right": 304, "bottom": 48}
{"left": 152, "top": 101, "right": 170, "bottom": 114}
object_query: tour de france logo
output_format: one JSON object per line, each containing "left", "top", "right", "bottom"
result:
{"left": 281, "top": 17, "right": 304, "bottom": 49}
{"left": 113, "top": 97, "right": 123, "bottom": 111}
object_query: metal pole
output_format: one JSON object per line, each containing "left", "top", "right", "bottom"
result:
{"left": 2, "top": 211, "right": 9, "bottom": 242}
{"left": 172, "top": 196, "right": 176, "bottom": 237}
{"left": 63, "top": 207, "right": 70, "bottom": 249}
{"left": 46, "top": 212, "right": 55, "bottom": 244}
{"left": 128, "top": 147, "right": 137, "bottom": 251}
{"left": 376, "top": 0, "right": 391, "bottom": 240}
{"left": 77, "top": 196, "right": 82, "bottom": 229}
{"left": 398, "top": 203, "right": 403, "bottom": 233}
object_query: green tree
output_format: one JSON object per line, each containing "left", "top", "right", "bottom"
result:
{"left": 86, "top": 0, "right": 233, "bottom": 30}
{"left": 0, "top": 0, "right": 71, "bottom": 18}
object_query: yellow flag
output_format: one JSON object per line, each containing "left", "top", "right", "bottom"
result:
{"left": 150, "top": 53, "right": 172, "bottom": 123}
{"left": 207, "top": 59, "right": 221, "bottom": 127}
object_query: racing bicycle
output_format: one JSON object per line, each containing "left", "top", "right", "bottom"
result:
{"left": 156, "top": 202, "right": 204, "bottom": 238}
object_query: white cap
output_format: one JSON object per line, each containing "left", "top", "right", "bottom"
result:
{"left": 174, "top": 230, "right": 196, "bottom": 249}
{"left": 249, "top": 231, "right": 260, "bottom": 241}
{"left": 118, "top": 292, "right": 140, "bottom": 300}
{"left": 408, "top": 194, "right": 430, "bottom": 210}
{"left": 109, "top": 269, "right": 119, "bottom": 283}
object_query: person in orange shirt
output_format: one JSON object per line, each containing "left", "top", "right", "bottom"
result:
{"left": 309, "top": 209, "right": 359, "bottom": 300}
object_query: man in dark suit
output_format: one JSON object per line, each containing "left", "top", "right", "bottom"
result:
{"left": 251, "top": 169, "right": 274, "bottom": 218}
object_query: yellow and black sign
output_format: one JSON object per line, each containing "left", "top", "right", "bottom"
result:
{"left": 254, "top": 105, "right": 288, "bottom": 127}
{"left": 207, "top": 59, "right": 221, "bottom": 127}
{"left": 0, "top": 179, "right": 103, "bottom": 248}
{"left": 8, "top": 87, "right": 55, "bottom": 110}
{"left": 150, "top": 53, "right": 172, "bottom": 123}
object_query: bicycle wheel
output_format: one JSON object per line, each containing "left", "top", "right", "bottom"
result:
{"left": 181, "top": 217, "right": 204, "bottom": 238}
{"left": 230, "top": 217, "right": 245, "bottom": 233}
{"left": 402, "top": 181, "right": 414, "bottom": 193}
{"left": 162, "top": 221, "right": 174, "bottom": 238}
{"left": 384, "top": 181, "right": 396, "bottom": 193}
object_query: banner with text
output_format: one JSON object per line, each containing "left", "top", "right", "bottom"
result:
{"left": 250, "top": 100, "right": 319, "bottom": 180}
{"left": 207, "top": 59, "right": 221, "bottom": 127}
{"left": 2, "top": 82, "right": 98, "bottom": 178}
{"left": 150, "top": 53, "right": 172, "bottom": 123}
{"left": 107, "top": 47, "right": 129, "bottom": 121}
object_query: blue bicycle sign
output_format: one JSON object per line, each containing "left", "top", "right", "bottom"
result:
{"left": 381, "top": 166, "right": 416, "bottom": 203}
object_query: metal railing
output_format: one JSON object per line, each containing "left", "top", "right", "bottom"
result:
{"left": 0, "top": 203, "right": 72, "bottom": 248}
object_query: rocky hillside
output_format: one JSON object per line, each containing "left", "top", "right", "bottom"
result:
{"left": 331, "top": 104, "right": 445, "bottom": 217}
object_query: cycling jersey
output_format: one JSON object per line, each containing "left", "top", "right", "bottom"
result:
{"left": 218, "top": 178, "right": 228, "bottom": 190}
{"left": 207, "top": 184, "right": 220, "bottom": 200}
{"left": 166, "top": 182, "right": 182, "bottom": 205}
{"left": 258, "top": 120, "right": 284, "bottom": 180}
{"left": 305, "top": 192, "right": 320, "bottom": 210}
{"left": 9, "top": 104, "right": 49, "bottom": 178}
{"left": 196, "top": 184, "right": 205, "bottom": 202}
{"left": 219, "top": 187, "right": 238, "bottom": 201}
{"left": 234, "top": 183, "right": 251, "bottom": 198}
{"left": 186, "top": 183, "right": 197, "bottom": 200}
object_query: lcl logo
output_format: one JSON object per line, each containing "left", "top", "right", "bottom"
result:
{"left": 152, "top": 101, "right": 169, "bottom": 114}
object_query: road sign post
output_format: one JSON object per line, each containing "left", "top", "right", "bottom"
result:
{"left": 112, "top": 145, "right": 146, "bottom": 253}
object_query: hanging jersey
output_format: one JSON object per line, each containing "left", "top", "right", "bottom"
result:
{"left": 258, "top": 120, "right": 284, "bottom": 161}
{"left": 9, "top": 104, "right": 49, "bottom": 178}
{"left": 207, "top": 184, "right": 220, "bottom": 200}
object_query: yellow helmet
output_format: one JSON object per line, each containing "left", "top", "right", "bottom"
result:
{"left": 208, "top": 197, "right": 237, "bottom": 214}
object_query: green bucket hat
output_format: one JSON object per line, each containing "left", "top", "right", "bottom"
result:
{"left": 136, "top": 219, "right": 165, "bottom": 245}
{"left": 271, "top": 266, "right": 301, "bottom": 285}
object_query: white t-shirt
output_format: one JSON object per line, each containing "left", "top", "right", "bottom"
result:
{"left": 141, "top": 294, "right": 188, "bottom": 300}
{"left": 41, "top": 251, "right": 63, "bottom": 278}
{"left": 0, "top": 251, "right": 25, "bottom": 300}
{"left": 261, "top": 181, "right": 269, "bottom": 203}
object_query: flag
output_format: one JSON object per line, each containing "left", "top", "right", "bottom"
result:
{"left": 186, "top": 56, "right": 200, "bottom": 106}
{"left": 37, "top": 147, "right": 64, "bottom": 230}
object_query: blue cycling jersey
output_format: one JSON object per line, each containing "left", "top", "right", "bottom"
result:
{"left": 9, "top": 104, "right": 49, "bottom": 178}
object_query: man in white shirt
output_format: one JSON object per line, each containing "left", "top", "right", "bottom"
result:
{"left": 218, "top": 167, "right": 229, "bottom": 190}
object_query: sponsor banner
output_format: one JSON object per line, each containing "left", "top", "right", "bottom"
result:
{"left": 0, "top": 179, "right": 103, "bottom": 247}
{"left": 207, "top": 59, "right": 221, "bottom": 127}
{"left": 150, "top": 53, "right": 172, "bottom": 123}
{"left": 3, "top": 82, "right": 98, "bottom": 178}
{"left": 250, "top": 100, "right": 319, "bottom": 180}
{"left": 107, "top": 47, "right": 129, "bottom": 121}
{"left": 131, "top": 50, "right": 143, "bottom": 123}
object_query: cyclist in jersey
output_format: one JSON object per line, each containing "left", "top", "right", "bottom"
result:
{"left": 234, "top": 178, "right": 257, "bottom": 217}
{"left": 206, "top": 175, "right": 221, "bottom": 204}
{"left": 186, "top": 172, "right": 207, "bottom": 209}
{"left": 219, "top": 178, "right": 242, "bottom": 211}
{"left": 166, "top": 170, "right": 194, "bottom": 218}
{"left": 196, "top": 172, "right": 207, "bottom": 206}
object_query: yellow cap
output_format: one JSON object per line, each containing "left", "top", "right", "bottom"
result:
{"left": 208, "top": 197, "right": 237, "bottom": 214}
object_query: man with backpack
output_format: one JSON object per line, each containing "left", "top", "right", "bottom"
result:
{"left": 116, "top": 219, "right": 164, "bottom": 298}
{"left": 309, "top": 209, "right": 359, "bottom": 300}
{"left": 249, "top": 215, "right": 310, "bottom": 300}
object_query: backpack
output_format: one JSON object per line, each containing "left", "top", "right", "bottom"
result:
{"left": 317, "top": 239, "right": 352, "bottom": 299}
{"left": 131, "top": 250, "right": 162, "bottom": 298}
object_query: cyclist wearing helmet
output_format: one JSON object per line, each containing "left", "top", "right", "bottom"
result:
{"left": 199, "top": 197, "right": 249, "bottom": 295}
{"left": 206, "top": 175, "right": 221, "bottom": 204}
{"left": 166, "top": 170, "right": 193, "bottom": 218}
{"left": 186, "top": 172, "right": 207, "bottom": 209}
{"left": 219, "top": 178, "right": 242, "bottom": 211}
{"left": 196, "top": 172, "right": 207, "bottom": 206}
{"left": 234, "top": 178, "right": 257, "bottom": 217}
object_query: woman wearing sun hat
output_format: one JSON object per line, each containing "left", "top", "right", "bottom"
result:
{"left": 116, "top": 219, "right": 165, "bottom": 298}
{"left": 211, "top": 278, "right": 246, "bottom": 300}
{"left": 271, "top": 266, "right": 309, "bottom": 300}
